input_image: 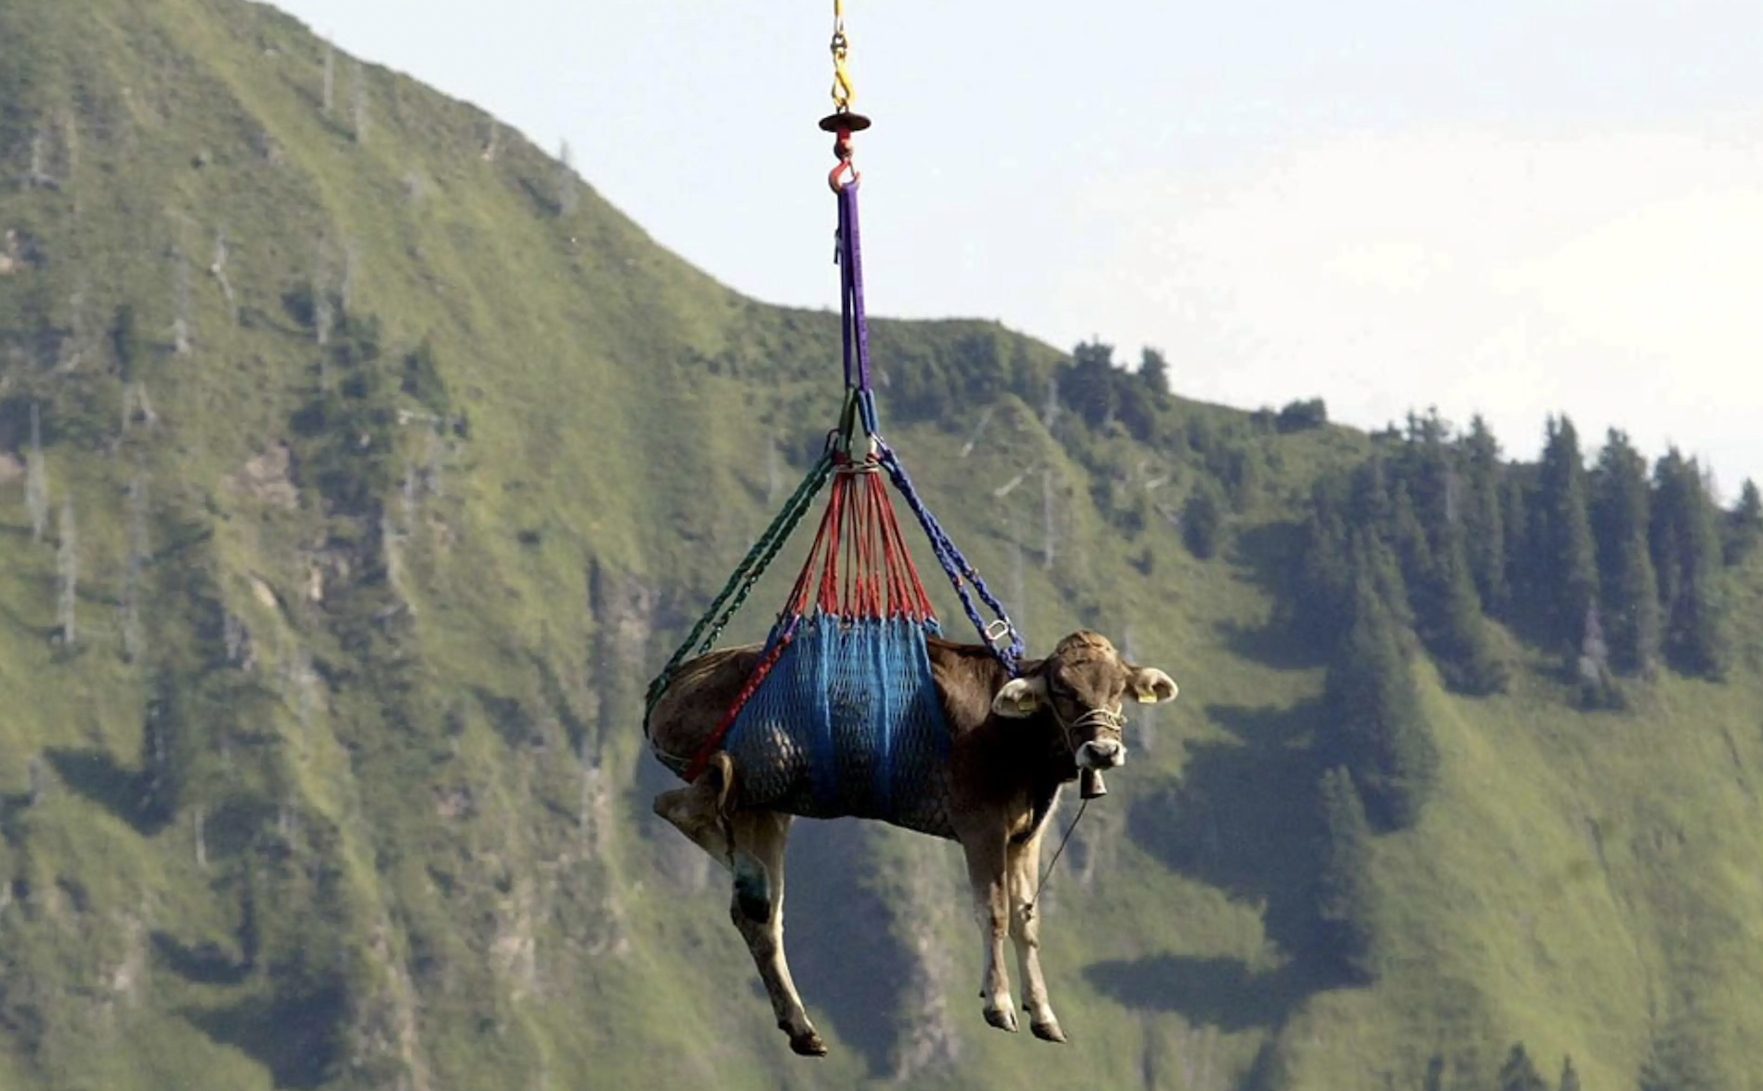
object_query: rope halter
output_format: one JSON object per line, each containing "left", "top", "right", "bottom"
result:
{"left": 1048, "top": 701, "right": 1126, "bottom": 758}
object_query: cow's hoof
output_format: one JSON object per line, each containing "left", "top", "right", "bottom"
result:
{"left": 1030, "top": 1018, "right": 1066, "bottom": 1043}
{"left": 733, "top": 856, "right": 771, "bottom": 923}
{"left": 789, "top": 1029, "right": 828, "bottom": 1057}
{"left": 984, "top": 1006, "right": 1020, "bottom": 1033}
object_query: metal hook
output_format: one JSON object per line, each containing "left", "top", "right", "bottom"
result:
{"left": 828, "top": 158, "right": 860, "bottom": 193}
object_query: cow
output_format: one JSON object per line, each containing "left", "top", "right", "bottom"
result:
{"left": 646, "top": 629, "right": 1179, "bottom": 1056}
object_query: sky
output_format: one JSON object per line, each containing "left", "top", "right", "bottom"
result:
{"left": 276, "top": 0, "right": 1763, "bottom": 493}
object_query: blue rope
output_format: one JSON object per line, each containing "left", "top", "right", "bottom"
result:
{"left": 876, "top": 439, "right": 1025, "bottom": 674}
{"left": 836, "top": 180, "right": 1022, "bottom": 673}
{"left": 837, "top": 185, "right": 881, "bottom": 435}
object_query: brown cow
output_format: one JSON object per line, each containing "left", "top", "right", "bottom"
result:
{"left": 647, "top": 629, "right": 1179, "bottom": 1056}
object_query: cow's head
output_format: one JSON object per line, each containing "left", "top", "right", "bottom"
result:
{"left": 989, "top": 631, "right": 1179, "bottom": 771}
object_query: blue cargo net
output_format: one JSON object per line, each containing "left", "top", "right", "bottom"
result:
{"left": 726, "top": 614, "right": 953, "bottom": 834}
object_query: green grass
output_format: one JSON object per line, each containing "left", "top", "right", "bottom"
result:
{"left": 1, "top": 1, "right": 1762, "bottom": 1089}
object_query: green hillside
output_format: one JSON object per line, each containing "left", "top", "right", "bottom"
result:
{"left": 2, "top": 1, "right": 1762, "bottom": 1089}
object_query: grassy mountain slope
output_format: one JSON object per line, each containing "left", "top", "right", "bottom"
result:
{"left": 2, "top": 1, "right": 1762, "bottom": 1088}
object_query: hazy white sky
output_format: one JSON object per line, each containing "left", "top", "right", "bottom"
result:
{"left": 276, "top": 0, "right": 1763, "bottom": 491}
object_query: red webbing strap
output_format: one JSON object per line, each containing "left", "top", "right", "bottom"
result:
{"left": 683, "top": 631, "right": 796, "bottom": 783}
{"left": 855, "top": 472, "right": 880, "bottom": 615}
{"left": 678, "top": 456, "right": 945, "bottom": 782}
{"left": 680, "top": 473, "right": 845, "bottom": 782}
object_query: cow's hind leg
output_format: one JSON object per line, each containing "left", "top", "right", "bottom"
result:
{"left": 727, "top": 810, "right": 825, "bottom": 1057}
{"left": 1008, "top": 830, "right": 1065, "bottom": 1043}
{"left": 652, "top": 752, "right": 737, "bottom": 856}
{"left": 652, "top": 753, "right": 772, "bottom": 918}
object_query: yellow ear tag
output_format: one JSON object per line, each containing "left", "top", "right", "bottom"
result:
{"left": 1017, "top": 696, "right": 1037, "bottom": 714}
{"left": 1136, "top": 688, "right": 1157, "bottom": 704}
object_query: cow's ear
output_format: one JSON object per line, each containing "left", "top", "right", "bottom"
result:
{"left": 992, "top": 675, "right": 1048, "bottom": 718}
{"left": 1128, "top": 667, "right": 1179, "bottom": 705}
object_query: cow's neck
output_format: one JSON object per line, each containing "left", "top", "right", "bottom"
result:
{"left": 1026, "top": 710, "right": 1079, "bottom": 781}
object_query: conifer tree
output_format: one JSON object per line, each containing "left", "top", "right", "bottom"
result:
{"left": 1423, "top": 527, "right": 1509, "bottom": 694}
{"left": 1316, "top": 766, "right": 1376, "bottom": 982}
{"left": 1497, "top": 1043, "right": 1549, "bottom": 1091}
{"left": 1322, "top": 573, "right": 1435, "bottom": 830}
{"left": 1650, "top": 450, "right": 1686, "bottom": 619}
{"left": 1591, "top": 430, "right": 1662, "bottom": 675}
{"left": 1726, "top": 478, "right": 1762, "bottom": 565}
{"left": 1557, "top": 1055, "right": 1581, "bottom": 1091}
{"left": 1460, "top": 414, "right": 1508, "bottom": 615}
{"left": 1181, "top": 479, "right": 1226, "bottom": 560}
{"left": 1348, "top": 456, "right": 1394, "bottom": 530}
{"left": 1390, "top": 481, "right": 1434, "bottom": 591}
{"left": 1680, "top": 458, "right": 1731, "bottom": 679}
{"left": 1651, "top": 450, "right": 1731, "bottom": 679}
{"left": 112, "top": 303, "right": 142, "bottom": 381}
{"left": 1349, "top": 526, "right": 1415, "bottom": 631}
{"left": 1064, "top": 341, "right": 1119, "bottom": 429}
{"left": 1502, "top": 467, "right": 1537, "bottom": 622}
{"left": 1138, "top": 346, "right": 1170, "bottom": 396}
{"left": 1116, "top": 348, "right": 1165, "bottom": 441}
{"left": 1399, "top": 407, "right": 1454, "bottom": 537}
{"left": 1391, "top": 418, "right": 1510, "bottom": 694}
{"left": 1295, "top": 499, "right": 1352, "bottom": 639}
{"left": 1536, "top": 416, "right": 1599, "bottom": 652}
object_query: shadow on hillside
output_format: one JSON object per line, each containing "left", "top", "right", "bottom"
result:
{"left": 1216, "top": 618, "right": 1323, "bottom": 671}
{"left": 152, "top": 932, "right": 249, "bottom": 986}
{"left": 1227, "top": 522, "right": 1298, "bottom": 596}
{"left": 471, "top": 686, "right": 542, "bottom": 749}
{"left": 1118, "top": 699, "right": 1344, "bottom": 1031}
{"left": 185, "top": 983, "right": 346, "bottom": 1091}
{"left": 44, "top": 748, "right": 170, "bottom": 836}
{"left": 515, "top": 174, "right": 567, "bottom": 218}
{"left": 0, "top": 792, "right": 32, "bottom": 847}
{"left": 1085, "top": 956, "right": 1307, "bottom": 1032}
{"left": 531, "top": 654, "right": 591, "bottom": 755}
{"left": 1216, "top": 522, "right": 1329, "bottom": 670}
{"left": 780, "top": 818, "right": 912, "bottom": 1078}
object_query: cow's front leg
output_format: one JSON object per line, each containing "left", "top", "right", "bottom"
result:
{"left": 961, "top": 830, "right": 1017, "bottom": 1032}
{"left": 1008, "top": 829, "right": 1064, "bottom": 1042}
{"left": 727, "top": 811, "right": 825, "bottom": 1057}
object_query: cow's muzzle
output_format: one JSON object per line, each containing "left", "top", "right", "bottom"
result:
{"left": 1076, "top": 737, "right": 1126, "bottom": 771}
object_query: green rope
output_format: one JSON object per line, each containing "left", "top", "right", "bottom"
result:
{"left": 643, "top": 450, "right": 835, "bottom": 729}
{"left": 834, "top": 387, "right": 861, "bottom": 455}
